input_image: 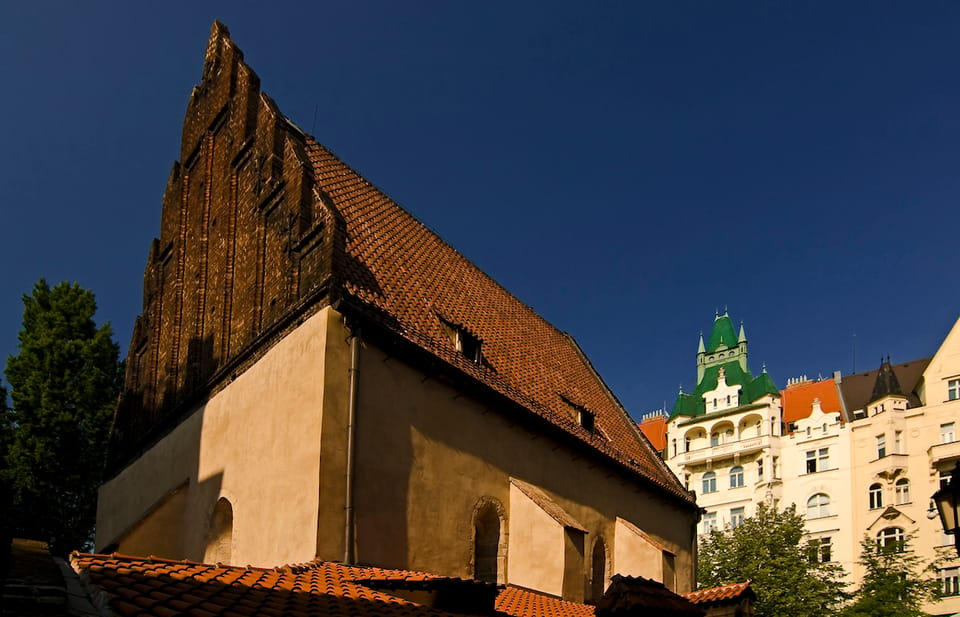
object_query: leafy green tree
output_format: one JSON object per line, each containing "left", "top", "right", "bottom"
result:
{"left": 698, "top": 502, "right": 848, "bottom": 617}
{"left": 841, "top": 532, "right": 938, "bottom": 617}
{"left": 4, "top": 279, "right": 122, "bottom": 555}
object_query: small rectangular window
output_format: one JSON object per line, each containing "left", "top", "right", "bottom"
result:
{"left": 948, "top": 379, "right": 960, "bottom": 401}
{"left": 876, "top": 434, "right": 886, "bottom": 459}
{"left": 805, "top": 448, "right": 829, "bottom": 473}
{"left": 730, "top": 507, "right": 745, "bottom": 529}
{"left": 941, "top": 422, "right": 956, "bottom": 444}
{"left": 894, "top": 430, "right": 902, "bottom": 453}
{"left": 940, "top": 567, "right": 959, "bottom": 597}
{"left": 702, "top": 512, "right": 717, "bottom": 534}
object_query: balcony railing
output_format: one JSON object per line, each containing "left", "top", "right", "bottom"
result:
{"left": 928, "top": 439, "right": 960, "bottom": 466}
{"left": 681, "top": 435, "right": 774, "bottom": 464}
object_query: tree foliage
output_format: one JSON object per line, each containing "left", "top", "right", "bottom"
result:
{"left": 4, "top": 279, "right": 122, "bottom": 555}
{"left": 841, "top": 533, "right": 938, "bottom": 617}
{"left": 697, "top": 503, "right": 848, "bottom": 617}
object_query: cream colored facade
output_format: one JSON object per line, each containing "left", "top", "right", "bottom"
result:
{"left": 666, "top": 390, "right": 783, "bottom": 535}
{"left": 99, "top": 306, "right": 697, "bottom": 601}
{"left": 662, "top": 315, "right": 960, "bottom": 614}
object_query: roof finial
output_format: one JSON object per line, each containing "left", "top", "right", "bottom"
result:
{"left": 724, "top": 304, "right": 728, "bottom": 316}
{"left": 761, "top": 362, "right": 767, "bottom": 373}
{"left": 678, "top": 383, "right": 684, "bottom": 394}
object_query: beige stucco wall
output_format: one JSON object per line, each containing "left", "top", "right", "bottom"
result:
{"left": 507, "top": 482, "right": 566, "bottom": 596}
{"left": 345, "top": 322, "right": 698, "bottom": 597}
{"left": 97, "top": 306, "right": 337, "bottom": 567}
{"left": 613, "top": 517, "right": 664, "bottom": 582}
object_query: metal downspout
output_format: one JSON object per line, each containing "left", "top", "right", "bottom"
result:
{"left": 344, "top": 326, "right": 360, "bottom": 564}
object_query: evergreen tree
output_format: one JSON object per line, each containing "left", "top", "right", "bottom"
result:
{"left": 697, "top": 503, "right": 848, "bottom": 617}
{"left": 842, "top": 532, "right": 938, "bottom": 617}
{"left": 4, "top": 279, "right": 122, "bottom": 555}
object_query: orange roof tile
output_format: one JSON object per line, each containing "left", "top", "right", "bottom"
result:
{"left": 638, "top": 415, "right": 667, "bottom": 452}
{"left": 304, "top": 138, "right": 692, "bottom": 504}
{"left": 780, "top": 378, "right": 842, "bottom": 427}
{"left": 683, "top": 580, "right": 753, "bottom": 604}
{"left": 70, "top": 552, "right": 600, "bottom": 617}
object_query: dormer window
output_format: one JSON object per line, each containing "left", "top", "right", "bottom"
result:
{"left": 456, "top": 329, "right": 481, "bottom": 363}
{"left": 560, "top": 394, "right": 594, "bottom": 432}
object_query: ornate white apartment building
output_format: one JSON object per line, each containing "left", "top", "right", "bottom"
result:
{"left": 643, "top": 313, "right": 960, "bottom": 616}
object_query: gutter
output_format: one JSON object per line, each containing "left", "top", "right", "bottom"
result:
{"left": 343, "top": 323, "right": 361, "bottom": 564}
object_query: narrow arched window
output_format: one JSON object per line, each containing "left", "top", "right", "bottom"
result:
{"left": 473, "top": 499, "right": 506, "bottom": 584}
{"left": 806, "top": 493, "right": 830, "bottom": 519}
{"left": 895, "top": 478, "right": 911, "bottom": 504}
{"left": 204, "top": 497, "right": 233, "bottom": 564}
{"left": 869, "top": 483, "right": 883, "bottom": 509}
{"left": 590, "top": 538, "right": 607, "bottom": 602}
{"left": 729, "top": 466, "right": 744, "bottom": 488}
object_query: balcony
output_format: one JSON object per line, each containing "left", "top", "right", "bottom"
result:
{"left": 929, "top": 439, "right": 960, "bottom": 467}
{"left": 869, "top": 452, "right": 909, "bottom": 480}
{"left": 681, "top": 435, "right": 774, "bottom": 465}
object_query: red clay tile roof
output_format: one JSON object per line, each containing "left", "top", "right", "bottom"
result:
{"left": 304, "top": 138, "right": 692, "bottom": 505}
{"left": 497, "top": 586, "right": 595, "bottom": 617}
{"left": 683, "top": 581, "right": 753, "bottom": 604}
{"left": 597, "top": 575, "right": 703, "bottom": 617}
{"left": 638, "top": 415, "right": 667, "bottom": 452}
{"left": 70, "top": 552, "right": 596, "bottom": 617}
{"left": 780, "top": 378, "right": 843, "bottom": 427}
{"left": 510, "top": 478, "right": 588, "bottom": 532}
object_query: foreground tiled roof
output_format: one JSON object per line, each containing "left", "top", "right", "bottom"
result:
{"left": 70, "top": 553, "right": 593, "bottom": 617}
{"left": 780, "top": 378, "right": 843, "bottom": 426}
{"left": 683, "top": 580, "right": 753, "bottom": 605}
{"left": 303, "top": 137, "right": 691, "bottom": 503}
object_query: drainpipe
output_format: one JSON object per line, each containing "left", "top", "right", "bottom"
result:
{"left": 344, "top": 324, "right": 361, "bottom": 564}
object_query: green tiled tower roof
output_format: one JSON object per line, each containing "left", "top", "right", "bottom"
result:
{"left": 670, "top": 313, "right": 778, "bottom": 419}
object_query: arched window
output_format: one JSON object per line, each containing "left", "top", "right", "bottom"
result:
{"left": 702, "top": 471, "right": 717, "bottom": 494}
{"left": 589, "top": 538, "right": 607, "bottom": 602}
{"left": 877, "top": 527, "right": 905, "bottom": 552}
{"left": 895, "top": 478, "right": 911, "bottom": 504}
{"left": 806, "top": 493, "right": 830, "bottom": 519}
{"left": 729, "top": 466, "right": 744, "bottom": 488}
{"left": 711, "top": 431, "right": 720, "bottom": 446}
{"left": 204, "top": 497, "right": 233, "bottom": 564}
{"left": 869, "top": 483, "right": 883, "bottom": 509}
{"left": 473, "top": 499, "right": 506, "bottom": 584}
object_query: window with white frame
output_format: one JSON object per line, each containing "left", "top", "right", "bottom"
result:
{"left": 702, "top": 512, "right": 717, "bottom": 534}
{"left": 806, "top": 493, "right": 830, "bottom": 519}
{"left": 939, "top": 567, "right": 959, "bottom": 597}
{"left": 730, "top": 507, "right": 745, "bottom": 529}
{"left": 702, "top": 471, "right": 717, "bottom": 494}
{"left": 949, "top": 379, "right": 960, "bottom": 401}
{"left": 876, "top": 527, "right": 904, "bottom": 552}
{"left": 729, "top": 466, "right": 744, "bottom": 488}
{"left": 805, "top": 448, "right": 829, "bottom": 473}
{"left": 869, "top": 483, "right": 883, "bottom": 509}
{"left": 894, "top": 478, "right": 910, "bottom": 504}
{"left": 876, "top": 434, "right": 886, "bottom": 458}
{"left": 941, "top": 422, "right": 956, "bottom": 444}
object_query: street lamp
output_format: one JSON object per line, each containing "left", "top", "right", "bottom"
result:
{"left": 933, "top": 462, "right": 960, "bottom": 556}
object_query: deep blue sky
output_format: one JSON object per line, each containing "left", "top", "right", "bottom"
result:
{"left": 2, "top": 2, "right": 958, "bottom": 418}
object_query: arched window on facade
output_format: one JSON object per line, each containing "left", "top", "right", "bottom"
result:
{"left": 589, "top": 537, "right": 607, "bottom": 603}
{"left": 806, "top": 493, "right": 830, "bottom": 519}
{"left": 473, "top": 499, "right": 506, "bottom": 584}
{"left": 204, "top": 497, "right": 233, "bottom": 564}
{"left": 729, "top": 466, "right": 744, "bottom": 488}
{"left": 869, "top": 483, "right": 883, "bottom": 509}
{"left": 895, "top": 478, "right": 911, "bottom": 504}
{"left": 877, "top": 527, "right": 905, "bottom": 552}
{"left": 702, "top": 471, "right": 717, "bottom": 494}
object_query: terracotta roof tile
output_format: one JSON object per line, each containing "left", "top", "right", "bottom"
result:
{"left": 683, "top": 580, "right": 753, "bottom": 604}
{"left": 305, "top": 139, "right": 692, "bottom": 505}
{"left": 780, "top": 378, "right": 843, "bottom": 426}
{"left": 72, "top": 553, "right": 607, "bottom": 617}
